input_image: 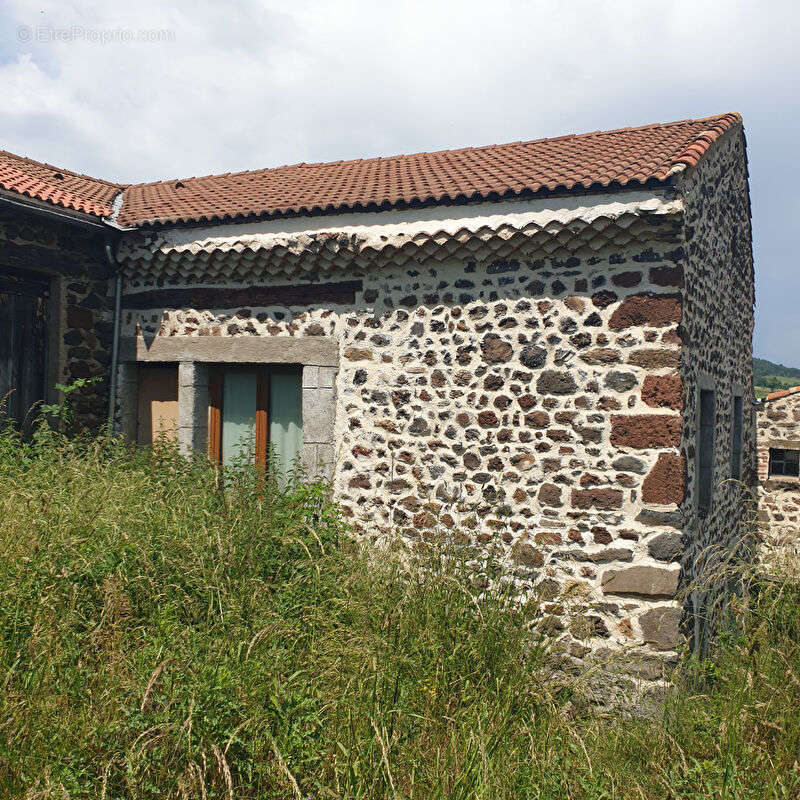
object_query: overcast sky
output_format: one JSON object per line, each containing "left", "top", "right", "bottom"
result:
{"left": 1, "top": 1, "right": 797, "bottom": 364}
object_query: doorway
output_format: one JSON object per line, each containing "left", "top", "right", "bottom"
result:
{"left": 0, "top": 269, "right": 50, "bottom": 432}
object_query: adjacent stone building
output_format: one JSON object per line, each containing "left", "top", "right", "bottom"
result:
{"left": 757, "top": 387, "right": 800, "bottom": 568}
{"left": 0, "top": 112, "right": 756, "bottom": 667}
{"left": 0, "top": 153, "right": 121, "bottom": 431}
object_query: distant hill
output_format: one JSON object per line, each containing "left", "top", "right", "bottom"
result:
{"left": 754, "top": 357, "right": 800, "bottom": 397}
{"left": 754, "top": 357, "right": 800, "bottom": 382}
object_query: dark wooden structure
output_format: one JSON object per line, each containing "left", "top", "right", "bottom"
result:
{"left": 0, "top": 268, "right": 50, "bottom": 430}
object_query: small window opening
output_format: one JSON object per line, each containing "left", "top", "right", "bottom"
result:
{"left": 768, "top": 448, "right": 800, "bottom": 478}
{"left": 208, "top": 365, "right": 302, "bottom": 483}
{"left": 730, "top": 395, "right": 743, "bottom": 480}
{"left": 698, "top": 388, "right": 715, "bottom": 514}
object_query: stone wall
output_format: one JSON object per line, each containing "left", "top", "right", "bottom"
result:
{"left": 674, "top": 127, "right": 756, "bottom": 645}
{"left": 0, "top": 207, "right": 113, "bottom": 429}
{"left": 120, "top": 228, "right": 690, "bottom": 669}
{"left": 756, "top": 389, "right": 800, "bottom": 569}
{"left": 115, "top": 133, "right": 754, "bottom": 668}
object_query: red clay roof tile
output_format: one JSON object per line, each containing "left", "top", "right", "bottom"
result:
{"left": 765, "top": 386, "right": 800, "bottom": 401}
{"left": 0, "top": 113, "right": 741, "bottom": 227}
{"left": 119, "top": 112, "right": 741, "bottom": 227}
{"left": 0, "top": 150, "right": 123, "bottom": 218}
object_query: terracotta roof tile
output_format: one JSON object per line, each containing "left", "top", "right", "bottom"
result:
{"left": 117, "top": 113, "right": 741, "bottom": 227}
{"left": 0, "top": 150, "right": 123, "bottom": 218}
{"left": 0, "top": 113, "right": 741, "bottom": 228}
{"left": 765, "top": 386, "right": 800, "bottom": 402}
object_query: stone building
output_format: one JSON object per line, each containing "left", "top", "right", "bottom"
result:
{"left": 0, "top": 153, "right": 121, "bottom": 431}
{"left": 0, "top": 112, "right": 755, "bottom": 664}
{"left": 757, "top": 387, "right": 800, "bottom": 567}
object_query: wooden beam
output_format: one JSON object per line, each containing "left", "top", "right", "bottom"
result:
{"left": 0, "top": 240, "right": 83, "bottom": 276}
{"left": 207, "top": 370, "right": 222, "bottom": 463}
{"left": 255, "top": 370, "right": 269, "bottom": 471}
{"left": 0, "top": 276, "right": 50, "bottom": 298}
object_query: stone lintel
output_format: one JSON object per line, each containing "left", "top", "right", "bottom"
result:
{"left": 766, "top": 438, "right": 800, "bottom": 450}
{"left": 601, "top": 565, "right": 680, "bottom": 598}
{"left": 121, "top": 334, "right": 339, "bottom": 367}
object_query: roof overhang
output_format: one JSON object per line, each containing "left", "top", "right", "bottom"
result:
{"left": 118, "top": 189, "right": 685, "bottom": 284}
{"left": 0, "top": 189, "right": 109, "bottom": 230}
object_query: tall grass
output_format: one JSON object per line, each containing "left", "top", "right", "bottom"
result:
{"left": 0, "top": 426, "right": 799, "bottom": 798}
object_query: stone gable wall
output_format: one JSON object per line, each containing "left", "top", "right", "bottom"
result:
{"left": 756, "top": 391, "right": 800, "bottom": 568}
{"left": 675, "top": 127, "right": 756, "bottom": 644}
{"left": 0, "top": 207, "right": 113, "bottom": 429}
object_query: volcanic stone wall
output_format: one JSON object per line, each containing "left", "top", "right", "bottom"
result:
{"left": 121, "top": 219, "right": 694, "bottom": 667}
{"left": 117, "top": 129, "right": 755, "bottom": 665}
{"left": 756, "top": 390, "right": 800, "bottom": 568}
{"left": 674, "top": 127, "right": 756, "bottom": 645}
{"left": 335, "top": 252, "right": 689, "bottom": 664}
{"left": 0, "top": 207, "right": 113, "bottom": 429}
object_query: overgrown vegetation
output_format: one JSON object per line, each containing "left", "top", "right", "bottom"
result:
{"left": 1, "top": 426, "right": 799, "bottom": 798}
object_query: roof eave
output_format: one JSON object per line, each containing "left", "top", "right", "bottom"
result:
{"left": 0, "top": 188, "right": 109, "bottom": 230}
{"left": 122, "top": 175, "right": 676, "bottom": 232}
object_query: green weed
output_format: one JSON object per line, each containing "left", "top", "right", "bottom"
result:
{"left": 0, "top": 427, "right": 798, "bottom": 798}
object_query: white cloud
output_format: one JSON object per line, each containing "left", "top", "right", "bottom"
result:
{"left": 0, "top": 0, "right": 797, "bottom": 360}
